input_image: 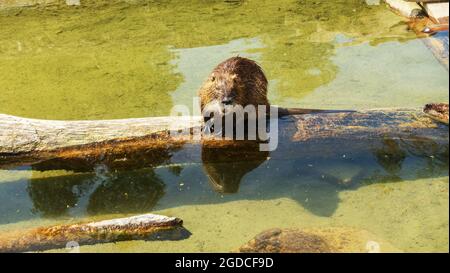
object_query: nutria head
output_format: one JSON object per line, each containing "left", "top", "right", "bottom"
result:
{"left": 198, "top": 57, "right": 269, "bottom": 116}
{"left": 202, "top": 71, "right": 241, "bottom": 109}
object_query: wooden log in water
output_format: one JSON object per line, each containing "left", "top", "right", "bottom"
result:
{"left": 0, "top": 213, "right": 184, "bottom": 253}
{"left": 0, "top": 113, "right": 201, "bottom": 168}
{"left": 385, "top": 0, "right": 424, "bottom": 18}
{"left": 422, "top": 1, "right": 449, "bottom": 24}
{"left": 0, "top": 114, "right": 201, "bottom": 155}
{"left": 0, "top": 105, "right": 448, "bottom": 171}
{"left": 0, "top": 107, "right": 448, "bottom": 169}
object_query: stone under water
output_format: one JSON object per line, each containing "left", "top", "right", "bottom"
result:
{"left": 238, "top": 227, "right": 401, "bottom": 253}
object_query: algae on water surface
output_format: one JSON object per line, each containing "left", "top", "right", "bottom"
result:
{"left": 0, "top": 0, "right": 448, "bottom": 253}
{"left": 1, "top": 0, "right": 445, "bottom": 120}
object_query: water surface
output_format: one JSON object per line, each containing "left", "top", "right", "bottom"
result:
{"left": 0, "top": 0, "right": 448, "bottom": 252}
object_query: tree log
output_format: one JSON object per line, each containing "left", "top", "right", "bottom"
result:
{"left": 0, "top": 106, "right": 448, "bottom": 171}
{"left": 0, "top": 213, "right": 185, "bottom": 253}
{"left": 385, "top": 0, "right": 424, "bottom": 18}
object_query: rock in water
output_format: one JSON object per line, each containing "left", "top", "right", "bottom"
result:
{"left": 238, "top": 228, "right": 401, "bottom": 253}
{"left": 424, "top": 103, "right": 449, "bottom": 125}
{"left": 240, "top": 229, "right": 332, "bottom": 253}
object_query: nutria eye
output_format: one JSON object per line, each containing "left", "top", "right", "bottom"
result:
{"left": 211, "top": 76, "right": 215, "bottom": 82}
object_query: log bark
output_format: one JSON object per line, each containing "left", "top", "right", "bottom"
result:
{"left": 0, "top": 107, "right": 448, "bottom": 171}
{"left": 0, "top": 114, "right": 201, "bottom": 155}
{"left": 422, "top": 2, "right": 449, "bottom": 24}
{"left": 0, "top": 213, "right": 184, "bottom": 253}
{"left": 385, "top": 0, "right": 424, "bottom": 18}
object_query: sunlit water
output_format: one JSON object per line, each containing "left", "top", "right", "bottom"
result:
{"left": 0, "top": 0, "right": 448, "bottom": 252}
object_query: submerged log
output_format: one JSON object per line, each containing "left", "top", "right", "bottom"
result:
{"left": 0, "top": 105, "right": 448, "bottom": 171}
{"left": 0, "top": 213, "right": 184, "bottom": 253}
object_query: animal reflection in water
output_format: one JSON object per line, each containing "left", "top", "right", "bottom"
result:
{"left": 201, "top": 141, "right": 269, "bottom": 193}
{"left": 25, "top": 134, "right": 448, "bottom": 218}
{"left": 27, "top": 141, "right": 269, "bottom": 217}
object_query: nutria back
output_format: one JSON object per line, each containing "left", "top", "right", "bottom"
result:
{"left": 198, "top": 57, "right": 269, "bottom": 113}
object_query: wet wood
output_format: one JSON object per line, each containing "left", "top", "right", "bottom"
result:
{"left": 0, "top": 114, "right": 201, "bottom": 155}
{"left": 423, "top": 2, "right": 449, "bottom": 24}
{"left": 0, "top": 105, "right": 448, "bottom": 171}
{"left": 385, "top": 0, "right": 424, "bottom": 18}
{"left": 0, "top": 213, "right": 183, "bottom": 253}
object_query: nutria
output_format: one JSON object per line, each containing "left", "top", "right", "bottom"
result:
{"left": 198, "top": 57, "right": 269, "bottom": 117}
{"left": 198, "top": 56, "right": 333, "bottom": 121}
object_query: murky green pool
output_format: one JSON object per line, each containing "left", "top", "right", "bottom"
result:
{"left": 0, "top": 0, "right": 448, "bottom": 252}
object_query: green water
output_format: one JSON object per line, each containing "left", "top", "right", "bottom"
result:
{"left": 0, "top": 0, "right": 448, "bottom": 252}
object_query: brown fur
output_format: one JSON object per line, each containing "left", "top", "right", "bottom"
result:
{"left": 198, "top": 57, "right": 270, "bottom": 113}
{"left": 198, "top": 57, "right": 338, "bottom": 118}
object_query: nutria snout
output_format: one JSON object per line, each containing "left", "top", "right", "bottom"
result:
{"left": 198, "top": 56, "right": 270, "bottom": 117}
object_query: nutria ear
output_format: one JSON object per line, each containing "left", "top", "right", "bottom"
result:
{"left": 231, "top": 74, "right": 237, "bottom": 81}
